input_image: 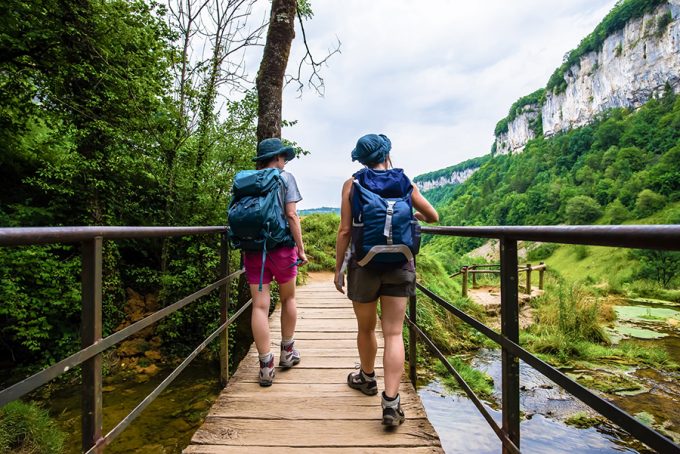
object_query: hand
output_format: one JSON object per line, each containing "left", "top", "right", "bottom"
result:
{"left": 297, "top": 251, "right": 309, "bottom": 267}
{"left": 334, "top": 271, "right": 345, "bottom": 294}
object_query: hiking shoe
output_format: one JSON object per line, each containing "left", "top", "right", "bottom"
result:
{"left": 347, "top": 369, "right": 378, "bottom": 395}
{"left": 279, "top": 341, "right": 300, "bottom": 368}
{"left": 259, "top": 354, "right": 275, "bottom": 387}
{"left": 381, "top": 392, "right": 405, "bottom": 426}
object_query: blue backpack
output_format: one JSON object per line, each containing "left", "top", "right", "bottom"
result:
{"left": 228, "top": 168, "right": 294, "bottom": 287}
{"left": 351, "top": 168, "right": 421, "bottom": 268}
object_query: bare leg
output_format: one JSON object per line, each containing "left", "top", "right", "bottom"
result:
{"left": 380, "top": 295, "right": 407, "bottom": 398}
{"left": 352, "top": 301, "right": 378, "bottom": 374}
{"left": 250, "top": 284, "right": 271, "bottom": 355}
{"left": 278, "top": 278, "right": 297, "bottom": 339}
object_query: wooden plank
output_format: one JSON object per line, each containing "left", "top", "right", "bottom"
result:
{"left": 247, "top": 348, "right": 383, "bottom": 357}
{"left": 230, "top": 366, "right": 410, "bottom": 386}
{"left": 206, "top": 396, "right": 426, "bottom": 419}
{"left": 270, "top": 319, "right": 371, "bottom": 331}
{"left": 190, "top": 418, "right": 441, "bottom": 447}
{"left": 185, "top": 446, "right": 443, "bottom": 453}
{"left": 243, "top": 356, "right": 383, "bottom": 369}
{"left": 219, "top": 382, "right": 385, "bottom": 398}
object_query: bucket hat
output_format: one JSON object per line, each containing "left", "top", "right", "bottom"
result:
{"left": 253, "top": 138, "right": 296, "bottom": 162}
{"left": 351, "top": 134, "right": 391, "bottom": 165}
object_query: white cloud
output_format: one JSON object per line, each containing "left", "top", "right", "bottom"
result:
{"left": 273, "top": 0, "right": 619, "bottom": 208}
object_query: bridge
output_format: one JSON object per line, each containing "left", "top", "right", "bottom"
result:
{"left": 1, "top": 225, "right": 680, "bottom": 453}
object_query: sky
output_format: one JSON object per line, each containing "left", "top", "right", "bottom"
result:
{"left": 248, "top": 0, "right": 618, "bottom": 209}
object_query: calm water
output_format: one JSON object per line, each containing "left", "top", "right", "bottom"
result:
{"left": 419, "top": 380, "right": 648, "bottom": 454}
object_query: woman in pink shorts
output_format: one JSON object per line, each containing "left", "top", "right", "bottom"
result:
{"left": 246, "top": 138, "right": 308, "bottom": 386}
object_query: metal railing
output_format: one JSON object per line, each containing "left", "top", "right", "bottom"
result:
{"left": 408, "top": 224, "right": 680, "bottom": 454}
{"left": 0, "top": 227, "right": 249, "bottom": 453}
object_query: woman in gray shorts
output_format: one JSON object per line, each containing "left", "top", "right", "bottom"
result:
{"left": 334, "top": 133, "right": 438, "bottom": 426}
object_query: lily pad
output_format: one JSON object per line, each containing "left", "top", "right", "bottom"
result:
{"left": 614, "top": 305, "right": 680, "bottom": 325}
{"left": 629, "top": 297, "right": 680, "bottom": 307}
{"left": 614, "top": 324, "right": 668, "bottom": 340}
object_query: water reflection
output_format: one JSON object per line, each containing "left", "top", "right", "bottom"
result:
{"left": 419, "top": 380, "right": 645, "bottom": 453}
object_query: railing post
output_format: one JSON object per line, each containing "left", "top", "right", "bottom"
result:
{"left": 539, "top": 262, "right": 545, "bottom": 290}
{"left": 525, "top": 263, "right": 532, "bottom": 295}
{"left": 500, "top": 238, "right": 520, "bottom": 453}
{"left": 81, "top": 237, "right": 103, "bottom": 453}
{"left": 408, "top": 293, "right": 417, "bottom": 387}
{"left": 219, "top": 232, "right": 230, "bottom": 387}
{"left": 472, "top": 266, "right": 477, "bottom": 288}
{"left": 461, "top": 266, "right": 468, "bottom": 297}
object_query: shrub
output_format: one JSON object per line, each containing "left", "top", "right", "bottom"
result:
{"left": 527, "top": 243, "right": 560, "bottom": 262}
{"left": 0, "top": 401, "right": 65, "bottom": 454}
{"left": 565, "top": 195, "right": 602, "bottom": 224}
{"left": 635, "top": 189, "right": 666, "bottom": 217}
{"left": 531, "top": 282, "right": 609, "bottom": 345}
{"left": 605, "top": 198, "right": 630, "bottom": 224}
{"left": 300, "top": 213, "right": 340, "bottom": 272}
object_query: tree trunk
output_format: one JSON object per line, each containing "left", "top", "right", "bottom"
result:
{"left": 256, "top": 0, "right": 296, "bottom": 142}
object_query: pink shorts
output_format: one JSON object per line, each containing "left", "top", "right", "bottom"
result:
{"left": 244, "top": 247, "right": 298, "bottom": 285}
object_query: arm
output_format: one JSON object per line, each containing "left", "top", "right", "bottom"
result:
{"left": 334, "top": 179, "right": 353, "bottom": 292}
{"left": 411, "top": 184, "right": 439, "bottom": 223}
{"left": 285, "top": 202, "right": 308, "bottom": 265}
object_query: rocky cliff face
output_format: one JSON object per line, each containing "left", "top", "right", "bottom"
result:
{"left": 415, "top": 167, "right": 477, "bottom": 191}
{"left": 495, "top": 0, "right": 680, "bottom": 155}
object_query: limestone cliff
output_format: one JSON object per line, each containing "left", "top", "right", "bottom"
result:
{"left": 494, "top": 0, "right": 680, "bottom": 155}
{"left": 415, "top": 167, "right": 477, "bottom": 191}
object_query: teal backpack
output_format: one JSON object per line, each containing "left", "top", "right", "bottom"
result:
{"left": 228, "top": 168, "right": 295, "bottom": 289}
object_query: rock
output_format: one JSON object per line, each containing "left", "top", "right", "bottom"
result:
{"left": 135, "top": 374, "right": 150, "bottom": 384}
{"left": 118, "top": 339, "right": 146, "bottom": 357}
{"left": 144, "top": 350, "right": 162, "bottom": 361}
{"left": 102, "top": 385, "right": 116, "bottom": 393}
{"left": 137, "top": 363, "right": 160, "bottom": 377}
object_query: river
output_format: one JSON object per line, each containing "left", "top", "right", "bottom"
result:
{"left": 418, "top": 296, "right": 680, "bottom": 453}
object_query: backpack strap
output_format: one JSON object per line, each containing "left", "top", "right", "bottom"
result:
{"left": 351, "top": 179, "right": 363, "bottom": 226}
{"left": 356, "top": 245, "right": 414, "bottom": 267}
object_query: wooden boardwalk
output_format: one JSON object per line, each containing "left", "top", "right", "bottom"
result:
{"left": 185, "top": 273, "right": 443, "bottom": 453}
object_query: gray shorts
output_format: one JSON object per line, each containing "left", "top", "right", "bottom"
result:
{"left": 347, "top": 261, "right": 416, "bottom": 303}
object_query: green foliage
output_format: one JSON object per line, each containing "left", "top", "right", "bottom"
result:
{"left": 546, "top": 0, "right": 667, "bottom": 93}
{"left": 527, "top": 243, "right": 560, "bottom": 262}
{"left": 300, "top": 214, "right": 340, "bottom": 272}
{"left": 0, "top": 245, "right": 81, "bottom": 367}
{"left": 565, "top": 196, "right": 602, "bottom": 225}
{"left": 0, "top": 2, "right": 268, "bottom": 370}
{"left": 494, "top": 88, "right": 546, "bottom": 137}
{"left": 0, "top": 401, "right": 65, "bottom": 454}
{"left": 605, "top": 198, "right": 631, "bottom": 224}
{"left": 629, "top": 249, "right": 680, "bottom": 288}
{"left": 635, "top": 188, "right": 667, "bottom": 216}
{"left": 435, "top": 356, "right": 494, "bottom": 398}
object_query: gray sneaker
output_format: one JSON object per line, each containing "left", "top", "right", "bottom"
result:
{"left": 259, "top": 354, "right": 275, "bottom": 387}
{"left": 347, "top": 369, "right": 378, "bottom": 395}
{"left": 279, "top": 341, "right": 300, "bottom": 368}
{"left": 381, "top": 392, "right": 405, "bottom": 426}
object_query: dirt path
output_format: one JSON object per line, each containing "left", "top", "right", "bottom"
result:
{"left": 467, "top": 285, "right": 539, "bottom": 330}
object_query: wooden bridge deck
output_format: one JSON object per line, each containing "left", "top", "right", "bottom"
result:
{"left": 185, "top": 273, "right": 443, "bottom": 453}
